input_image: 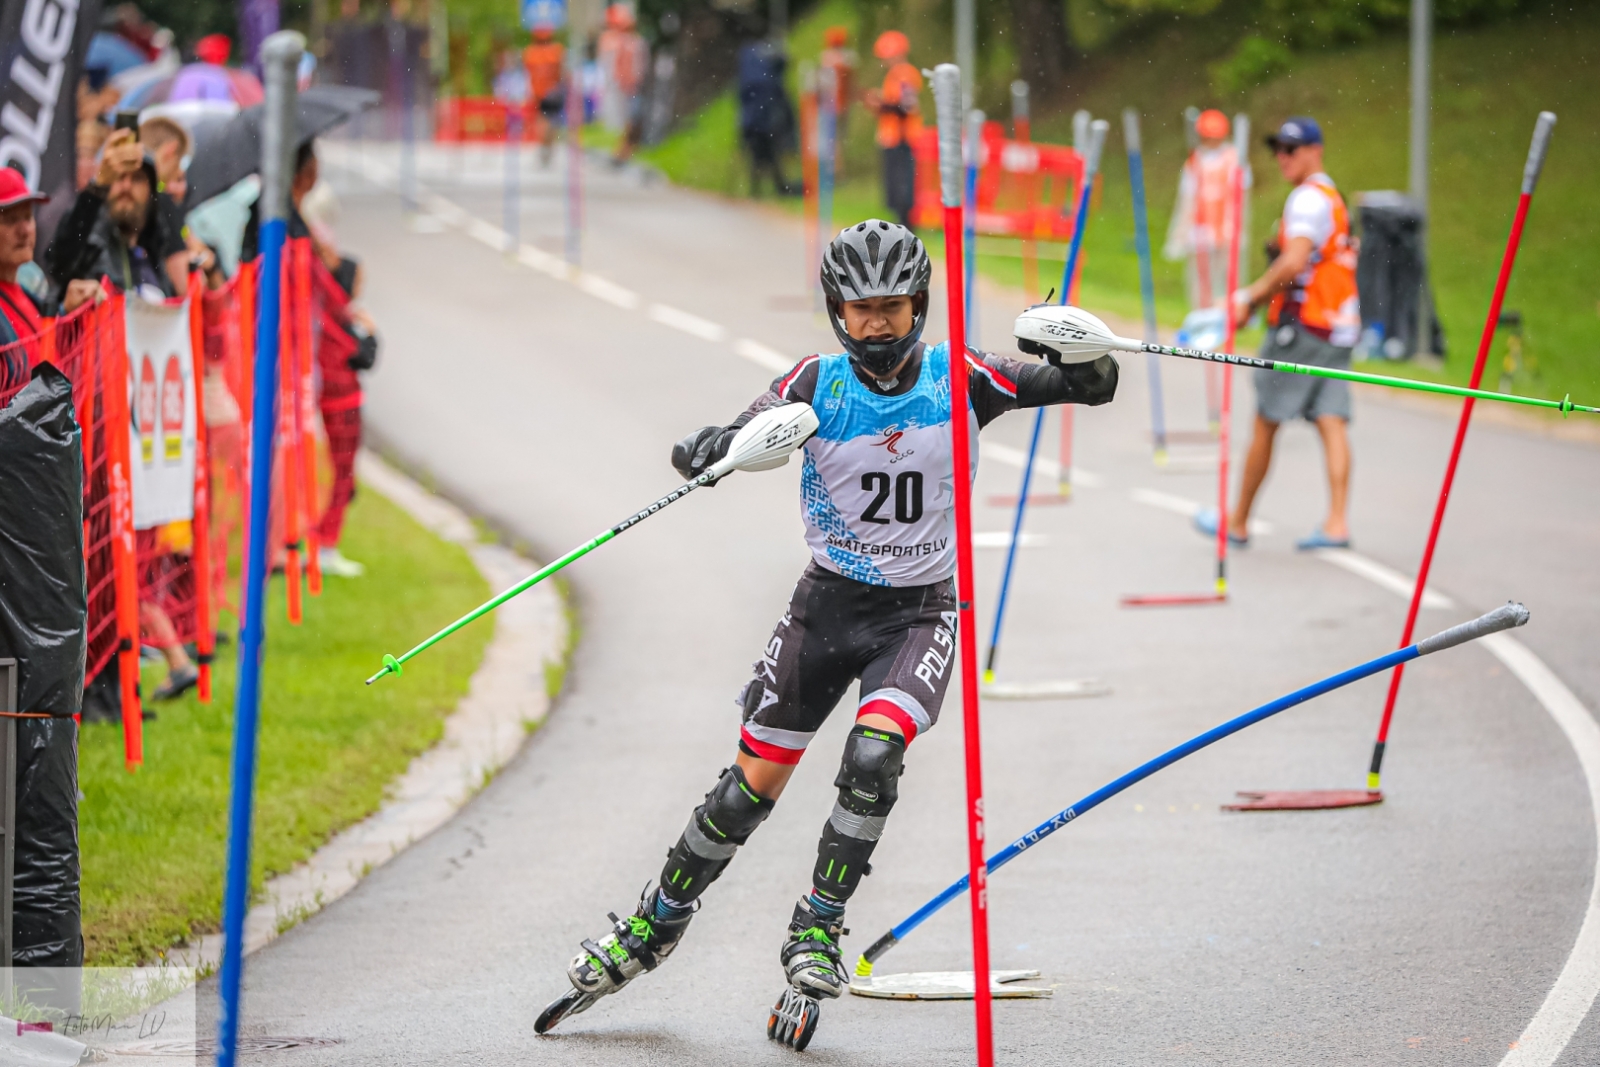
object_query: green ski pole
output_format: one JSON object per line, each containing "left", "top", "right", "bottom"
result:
{"left": 365, "top": 469, "right": 719, "bottom": 685}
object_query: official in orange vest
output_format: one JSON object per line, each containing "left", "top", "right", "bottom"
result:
{"left": 1200, "top": 116, "right": 1361, "bottom": 550}
{"left": 863, "top": 31, "right": 921, "bottom": 229}
{"left": 523, "top": 25, "right": 567, "bottom": 164}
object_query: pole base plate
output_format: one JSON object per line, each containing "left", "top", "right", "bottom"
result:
{"left": 981, "top": 679, "right": 1111, "bottom": 701}
{"left": 1224, "top": 789, "right": 1384, "bottom": 811}
{"left": 849, "top": 970, "right": 1052, "bottom": 1000}
{"left": 1120, "top": 592, "right": 1228, "bottom": 607}
{"left": 985, "top": 493, "right": 1074, "bottom": 507}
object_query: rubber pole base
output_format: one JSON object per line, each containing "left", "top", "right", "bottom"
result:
{"left": 1223, "top": 789, "right": 1384, "bottom": 811}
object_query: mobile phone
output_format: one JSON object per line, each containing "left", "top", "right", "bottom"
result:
{"left": 114, "top": 111, "right": 140, "bottom": 137}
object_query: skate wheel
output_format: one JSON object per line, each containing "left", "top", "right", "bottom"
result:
{"left": 791, "top": 997, "right": 820, "bottom": 1052}
{"left": 767, "top": 988, "right": 820, "bottom": 1051}
{"left": 535, "top": 988, "right": 590, "bottom": 1034}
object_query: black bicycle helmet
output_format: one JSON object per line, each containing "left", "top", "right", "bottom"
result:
{"left": 819, "top": 220, "right": 932, "bottom": 378}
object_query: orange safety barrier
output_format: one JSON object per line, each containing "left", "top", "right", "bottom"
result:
{"left": 0, "top": 240, "right": 354, "bottom": 770}
{"left": 910, "top": 122, "right": 1085, "bottom": 241}
{"left": 435, "top": 97, "right": 535, "bottom": 143}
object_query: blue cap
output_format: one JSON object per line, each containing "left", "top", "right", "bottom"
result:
{"left": 1266, "top": 117, "right": 1323, "bottom": 151}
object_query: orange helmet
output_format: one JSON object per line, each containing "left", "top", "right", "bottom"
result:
{"left": 604, "top": 3, "right": 635, "bottom": 29}
{"left": 873, "top": 30, "right": 909, "bottom": 60}
{"left": 1196, "top": 108, "right": 1230, "bottom": 141}
{"left": 823, "top": 26, "right": 848, "bottom": 48}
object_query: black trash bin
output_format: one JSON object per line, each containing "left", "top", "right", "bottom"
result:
{"left": 1355, "top": 191, "right": 1444, "bottom": 360}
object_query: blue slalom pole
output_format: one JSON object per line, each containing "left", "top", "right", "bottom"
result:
{"left": 219, "top": 31, "right": 301, "bottom": 1067}
{"left": 982, "top": 119, "right": 1107, "bottom": 682}
{"left": 1123, "top": 108, "right": 1166, "bottom": 461}
{"left": 981, "top": 405, "right": 1044, "bottom": 682}
{"left": 857, "top": 602, "right": 1530, "bottom": 973}
{"left": 818, "top": 69, "right": 836, "bottom": 275}
{"left": 963, "top": 110, "right": 982, "bottom": 344}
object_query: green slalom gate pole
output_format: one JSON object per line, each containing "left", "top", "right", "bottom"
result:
{"left": 366, "top": 468, "right": 720, "bottom": 685}
{"left": 1137, "top": 341, "right": 1599, "bottom": 417}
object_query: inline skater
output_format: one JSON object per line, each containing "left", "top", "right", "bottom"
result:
{"left": 535, "top": 219, "right": 1119, "bottom": 1047}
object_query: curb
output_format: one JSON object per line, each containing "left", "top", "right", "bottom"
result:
{"left": 170, "top": 449, "right": 568, "bottom": 970}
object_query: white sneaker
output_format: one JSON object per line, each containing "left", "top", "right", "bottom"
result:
{"left": 319, "top": 546, "right": 366, "bottom": 577}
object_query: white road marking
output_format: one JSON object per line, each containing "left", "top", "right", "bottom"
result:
{"left": 1486, "top": 633, "right": 1600, "bottom": 1067}
{"left": 971, "top": 531, "right": 1048, "bottom": 548}
{"left": 649, "top": 303, "right": 727, "bottom": 342}
{"left": 575, "top": 272, "right": 640, "bottom": 309}
{"left": 1308, "top": 550, "right": 1600, "bottom": 1066}
{"left": 422, "top": 194, "right": 466, "bottom": 227}
{"left": 734, "top": 338, "right": 794, "bottom": 374}
{"left": 1313, "top": 548, "right": 1455, "bottom": 609}
{"left": 1128, "top": 487, "right": 1274, "bottom": 536}
{"left": 516, "top": 244, "right": 570, "bottom": 280}
{"left": 980, "top": 441, "right": 1103, "bottom": 489}
{"left": 407, "top": 214, "right": 447, "bottom": 234}
{"left": 466, "top": 218, "right": 510, "bottom": 250}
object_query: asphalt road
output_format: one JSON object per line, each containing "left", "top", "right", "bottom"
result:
{"left": 214, "top": 144, "right": 1599, "bottom": 1065}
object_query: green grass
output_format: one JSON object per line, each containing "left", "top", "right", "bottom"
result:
{"left": 80, "top": 484, "right": 493, "bottom": 964}
{"left": 639, "top": 3, "right": 1600, "bottom": 410}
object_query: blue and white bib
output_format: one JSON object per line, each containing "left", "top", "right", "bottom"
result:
{"left": 798, "top": 342, "right": 978, "bottom": 587}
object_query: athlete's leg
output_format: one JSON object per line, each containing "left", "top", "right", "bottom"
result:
{"left": 784, "top": 583, "right": 959, "bottom": 999}
{"left": 1314, "top": 413, "right": 1352, "bottom": 541}
{"left": 1231, "top": 413, "right": 1279, "bottom": 539}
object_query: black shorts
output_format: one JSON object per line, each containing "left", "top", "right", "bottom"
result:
{"left": 737, "top": 563, "right": 958, "bottom": 764}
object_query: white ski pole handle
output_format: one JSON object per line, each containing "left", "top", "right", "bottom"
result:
{"left": 1121, "top": 108, "right": 1141, "bottom": 154}
{"left": 1522, "top": 111, "right": 1558, "bottom": 195}
{"left": 1083, "top": 119, "right": 1109, "bottom": 179}
{"left": 932, "top": 64, "right": 964, "bottom": 209}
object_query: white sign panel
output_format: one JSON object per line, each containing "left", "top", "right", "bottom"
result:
{"left": 126, "top": 294, "right": 198, "bottom": 530}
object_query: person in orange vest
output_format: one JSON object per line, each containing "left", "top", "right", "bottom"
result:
{"left": 1197, "top": 116, "right": 1360, "bottom": 550}
{"left": 862, "top": 31, "right": 921, "bottom": 229}
{"left": 523, "top": 24, "right": 567, "bottom": 165}
{"left": 1163, "top": 108, "right": 1240, "bottom": 311}
{"left": 817, "top": 25, "right": 855, "bottom": 167}
{"left": 598, "top": 3, "right": 650, "bottom": 165}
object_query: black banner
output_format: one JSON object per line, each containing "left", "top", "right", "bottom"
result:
{"left": 0, "top": 0, "right": 104, "bottom": 246}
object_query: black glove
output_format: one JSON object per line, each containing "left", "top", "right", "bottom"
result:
{"left": 671, "top": 425, "right": 737, "bottom": 482}
{"left": 345, "top": 322, "right": 378, "bottom": 372}
{"left": 1058, "top": 354, "right": 1118, "bottom": 406}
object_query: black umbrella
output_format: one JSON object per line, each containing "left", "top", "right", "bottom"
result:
{"left": 185, "top": 85, "right": 381, "bottom": 209}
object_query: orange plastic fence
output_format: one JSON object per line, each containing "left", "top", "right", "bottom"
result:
{"left": 911, "top": 122, "right": 1085, "bottom": 240}
{"left": 0, "top": 243, "right": 354, "bottom": 769}
{"left": 436, "top": 97, "right": 535, "bottom": 143}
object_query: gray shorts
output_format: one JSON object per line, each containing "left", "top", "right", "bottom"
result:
{"left": 1254, "top": 324, "right": 1353, "bottom": 424}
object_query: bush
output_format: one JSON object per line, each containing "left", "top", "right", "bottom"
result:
{"left": 1210, "top": 34, "right": 1295, "bottom": 95}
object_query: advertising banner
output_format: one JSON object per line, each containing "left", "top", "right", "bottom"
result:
{"left": 125, "top": 294, "right": 197, "bottom": 529}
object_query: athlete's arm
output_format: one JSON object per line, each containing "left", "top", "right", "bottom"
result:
{"left": 670, "top": 357, "right": 821, "bottom": 480}
{"left": 967, "top": 351, "right": 1119, "bottom": 428}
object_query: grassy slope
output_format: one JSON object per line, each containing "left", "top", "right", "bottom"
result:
{"left": 643, "top": 4, "right": 1599, "bottom": 405}
{"left": 81, "top": 484, "right": 493, "bottom": 964}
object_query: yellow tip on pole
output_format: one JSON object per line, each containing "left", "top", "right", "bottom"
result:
{"left": 982, "top": 669, "right": 995, "bottom": 685}
{"left": 1367, "top": 772, "right": 1381, "bottom": 791}
{"left": 855, "top": 955, "right": 874, "bottom": 978}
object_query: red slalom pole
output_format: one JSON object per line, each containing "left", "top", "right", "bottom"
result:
{"left": 932, "top": 62, "right": 994, "bottom": 1067}
{"left": 1214, "top": 116, "right": 1248, "bottom": 597}
{"left": 1367, "top": 110, "right": 1557, "bottom": 793}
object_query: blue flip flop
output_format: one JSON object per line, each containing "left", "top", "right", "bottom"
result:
{"left": 1192, "top": 507, "right": 1249, "bottom": 547}
{"left": 1296, "top": 528, "right": 1351, "bottom": 551}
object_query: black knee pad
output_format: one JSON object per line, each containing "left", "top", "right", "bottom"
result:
{"left": 812, "top": 725, "right": 908, "bottom": 902}
{"left": 661, "top": 765, "right": 774, "bottom": 903}
{"left": 834, "top": 724, "right": 905, "bottom": 817}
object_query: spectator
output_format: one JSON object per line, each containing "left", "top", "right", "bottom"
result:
{"left": 598, "top": 3, "right": 649, "bottom": 166}
{"left": 45, "top": 128, "right": 185, "bottom": 301}
{"left": 736, "top": 40, "right": 797, "bottom": 197}
{"left": 818, "top": 25, "right": 856, "bottom": 168}
{"left": 1164, "top": 108, "right": 1241, "bottom": 313}
{"left": 139, "top": 116, "right": 222, "bottom": 294}
{"left": 75, "top": 119, "right": 110, "bottom": 192}
{"left": 523, "top": 24, "right": 567, "bottom": 166}
{"left": 292, "top": 142, "right": 374, "bottom": 579}
{"left": 1, "top": 169, "right": 104, "bottom": 395}
{"left": 864, "top": 31, "right": 921, "bottom": 229}
{"left": 1197, "top": 117, "right": 1361, "bottom": 550}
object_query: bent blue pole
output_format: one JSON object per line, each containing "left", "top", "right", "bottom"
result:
{"left": 984, "top": 120, "right": 1107, "bottom": 682}
{"left": 219, "top": 30, "right": 302, "bottom": 1067}
{"left": 1123, "top": 108, "right": 1166, "bottom": 461}
{"left": 858, "top": 602, "right": 1530, "bottom": 972}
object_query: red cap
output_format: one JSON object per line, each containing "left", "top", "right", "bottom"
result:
{"left": 0, "top": 167, "right": 48, "bottom": 210}
{"left": 823, "top": 26, "right": 848, "bottom": 47}
{"left": 874, "top": 30, "right": 909, "bottom": 60}
{"left": 195, "top": 34, "right": 232, "bottom": 66}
